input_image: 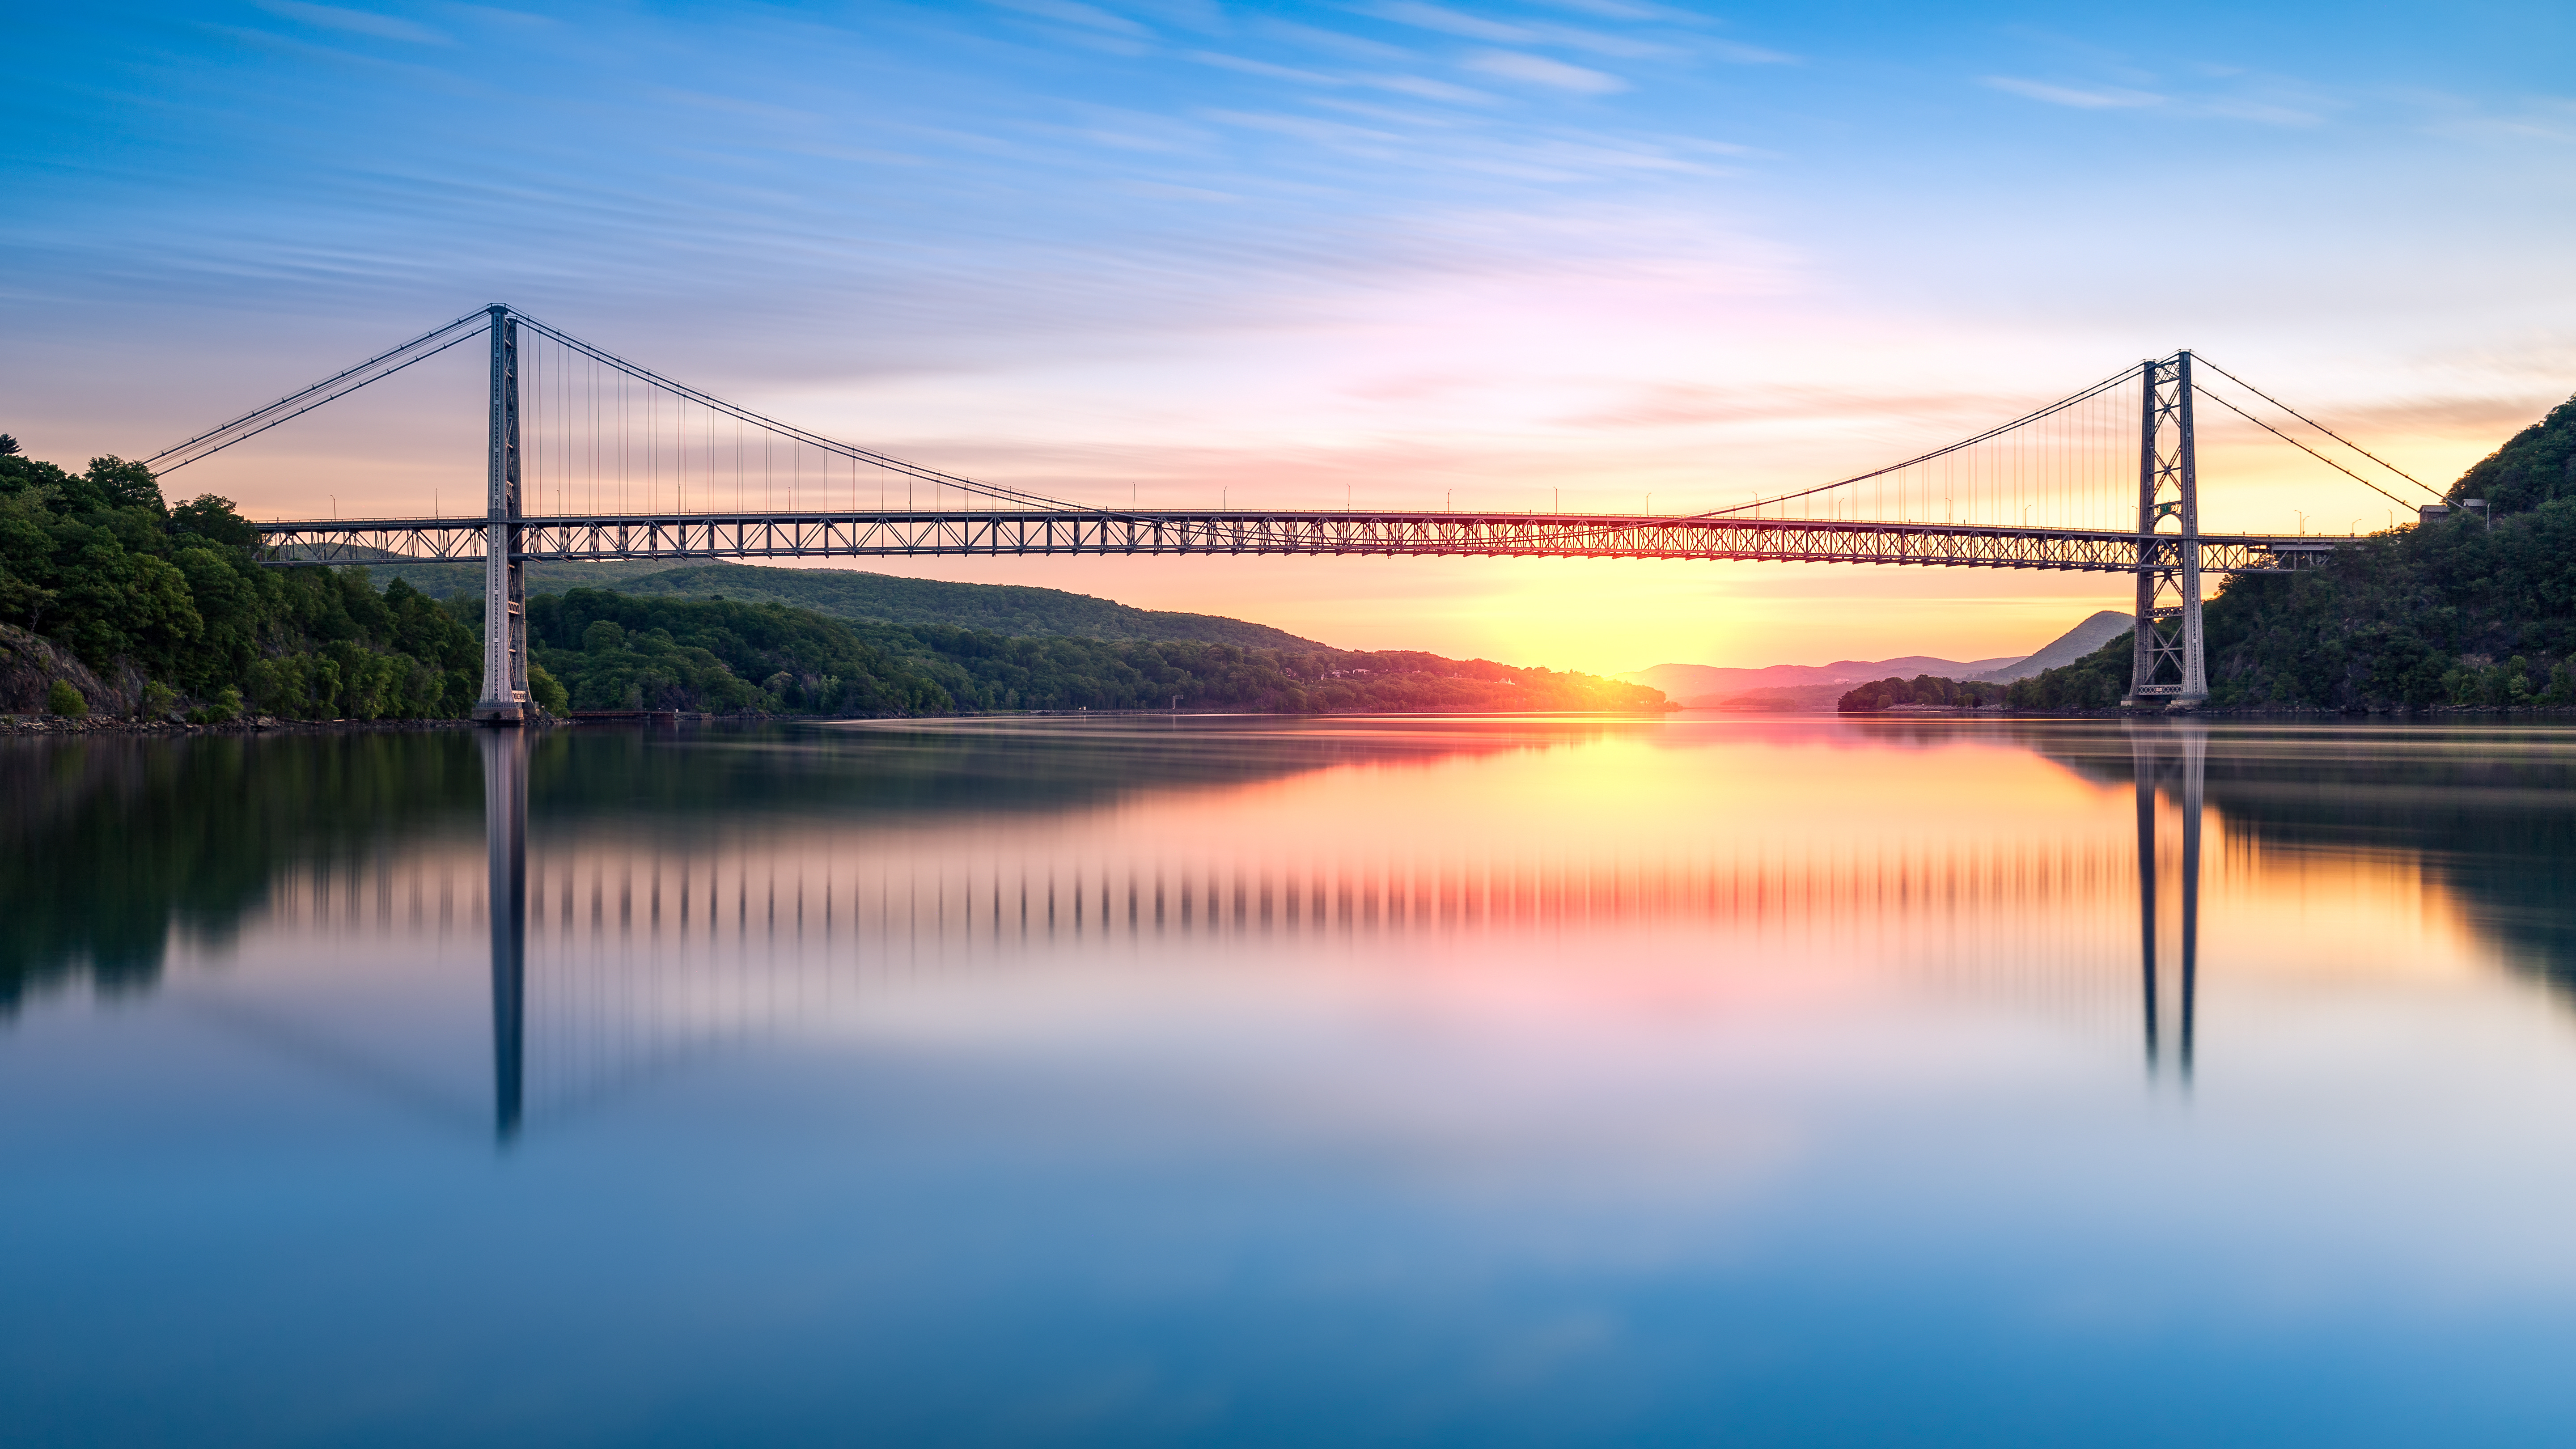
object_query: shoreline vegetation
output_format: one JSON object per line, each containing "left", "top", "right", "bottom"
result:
{"left": 0, "top": 439, "right": 1668, "bottom": 724}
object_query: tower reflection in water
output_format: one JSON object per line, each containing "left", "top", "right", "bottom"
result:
{"left": 2131, "top": 720, "right": 2205, "bottom": 1082}
{"left": 466, "top": 720, "right": 2214, "bottom": 1143}
{"left": 483, "top": 728, "right": 528, "bottom": 1142}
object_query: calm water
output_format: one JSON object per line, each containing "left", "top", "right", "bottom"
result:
{"left": 8, "top": 714, "right": 2576, "bottom": 1446}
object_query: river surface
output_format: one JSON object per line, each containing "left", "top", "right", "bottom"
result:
{"left": 8, "top": 714, "right": 2576, "bottom": 1445}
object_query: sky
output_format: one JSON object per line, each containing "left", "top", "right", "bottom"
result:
{"left": 4, "top": 0, "right": 2572, "bottom": 672}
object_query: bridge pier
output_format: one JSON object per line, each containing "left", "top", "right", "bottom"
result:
{"left": 2125, "top": 352, "right": 2210, "bottom": 708}
{"left": 473, "top": 304, "right": 530, "bottom": 724}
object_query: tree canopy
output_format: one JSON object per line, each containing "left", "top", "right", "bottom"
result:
{"left": 530, "top": 588, "right": 1670, "bottom": 716}
{"left": 1, "top": 446, "right": 479, "bottom": 719}
{"left": 1837, "top": 674, "right": 2006, "bottom": 712}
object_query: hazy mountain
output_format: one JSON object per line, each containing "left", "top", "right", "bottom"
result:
{"left": 1621, "top": 654, "right": 2025, "bottom": 707}
{"left": 1624, "top": 610, "right": 2135, "bottom": 706}
{"left": 1965, "top": 611, "right": 2134, "bottom": 683}
{"left": 1695, "top": 683, "right": 1851, "bottom": 712}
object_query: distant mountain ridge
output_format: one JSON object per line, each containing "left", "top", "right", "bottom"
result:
{"left": 1620, "top": 654, "right": 2024, "bottom": 706}
{"left": 1622, "top": 609, "right": 2134, "bottom": 707}
{"left": 1966, "top": 611, "right": 2133, "bottom": 684}
{"left": 334, "top": 557, "right": 1329, "bottom": 651}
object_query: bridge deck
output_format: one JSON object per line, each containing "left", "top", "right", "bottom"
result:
{"left": 255, "top": 509, "right": 2338, "bottom": 574}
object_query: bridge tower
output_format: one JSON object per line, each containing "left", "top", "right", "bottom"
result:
{"left": 2124, "top": 352, "right": 2208, "bottom": 707}
{"left": 473, "top": 304, "right": 530, "bottom": 723}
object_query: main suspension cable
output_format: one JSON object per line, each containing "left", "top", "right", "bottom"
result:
{"left": 2193, "top": 385, "right": 2419, "bottom": 511}
{"left": 147, "top": 309, "right": 491, "bottom": 472}
{"left": 1684, "top": 360, "right": 2149, "bottom": 521}
{"left": 2195, "top": 355, "right": 2440, "bottom": 499}
{"left": 508, "top": 310, "right": 1100, "bottom": 517}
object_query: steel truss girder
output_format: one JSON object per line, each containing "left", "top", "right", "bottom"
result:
{"left": 254, "top": 510, "right": 2334, "bottom": 575}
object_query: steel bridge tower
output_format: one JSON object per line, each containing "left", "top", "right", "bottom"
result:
{"left": 474, "top": 305, "right": 529, "bottom": 723}
{"left": 2124, "top": 352, "right": 2208, "bottom": 707}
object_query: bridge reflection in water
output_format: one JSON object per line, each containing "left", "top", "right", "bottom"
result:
{"left": 315, "top": 724, "right": 2217, "bottom": 1142}
{"left": 2131, "top": 722, "right": 2206, "bottom": 1082}
{"left": 484, "top": 729, "right": 529, "bottom": 1140}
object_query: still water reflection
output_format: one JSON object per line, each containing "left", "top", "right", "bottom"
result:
{"left": 8, "top": 716, "right": 2576, "bottom": 1445}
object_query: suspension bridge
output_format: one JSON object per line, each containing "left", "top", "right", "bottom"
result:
{"left": 144, "top": 305, "right": 2446, "bottom": 720}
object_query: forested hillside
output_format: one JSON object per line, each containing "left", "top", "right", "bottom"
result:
{"left": 361, "top": 556, "right": 1326, "bottom": 649}
{"left": 530, "top": 589, "right": 1669, "bottom": 716}
{"left": 2010, "top": 391, "right": 2576, "bottom": 710}
{"left": 1837, "top": 675, "right": 2007, "bottom": 712}
{"left": 0, "top": 439, "right": 484, "bottom": 720}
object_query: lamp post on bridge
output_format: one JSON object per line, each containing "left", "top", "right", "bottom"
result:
{"left": 473, "top": 304, "right": 529, "bottom": 723}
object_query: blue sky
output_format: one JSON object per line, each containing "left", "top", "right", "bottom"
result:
{"left": 6, "top": 0, "right": 2572, "bottom": 667}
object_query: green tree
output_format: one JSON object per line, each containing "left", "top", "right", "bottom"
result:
{"left": 529, "top": 663, "right": 569, "bottom": 716}
{"left": 0, "top": 445, "right": 488, "bottom": 720}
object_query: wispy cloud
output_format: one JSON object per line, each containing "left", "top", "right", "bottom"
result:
{"left": 1192, "top": 51, "right": 1344, "bottom": 85}
{"left": 1982, "top": 76, "right": 2163, "bottom": 109}
{"left": 1364, "top": 1, "right": 1686, "bottom": 60}
{"left": 1370, "top": 1, "right": 1530, "bottom": 44}
{"left": 1253, "top": 17, "right": 1411, "bottom": 62}
{"left": 1206, "top": 109, "right": 1410, "bottom": 155}
{"left": 1119, "top": 0, "right": 1229, "bottom": 34}
{"left": 2423, "top": 95, "right": 2576, "bottom": 145}
{"left": 250, "top": 0, "right": 450, "bottom": 46}
{"left": 1063, "top": 106, "right": 1224, "bottom": 155}
{"left": 1114, "top": 178, "right": 1241, "bottom": 203}
{"left": 646, "top": 89, "right": 826, "bottom": 130}
{"left": 1561, "top": 384, "right": 2036, "bottom": 432}
{"left": 1530, "top": 0, "right": 1667, "bottom": 16}
{"left": 1191, "top": 51, "right": 1496, "bottom": 105}
{"left": 1201, "top": 106, "right": 1722, "bottom": 185}
{"left": 1707, "top": 41, "right": 1792, "bottom": 65}
{"left": 1524, "top": 0, "right": 1712, "bottom": 21}
{"left": 985, "top": 0, "right": 1155, "bottom": 38}
{"left": 1984, "top": 72, "right": 2327, "bottom": 125}
{"left": 1468, "top": 51, "right": 1627, "bottom": 95}
{"left": 1363, "top": 72, "right": 1499, "bottom": 103}
{"left": 2199, "top": 97, "right": 2322, "bottom": 126}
